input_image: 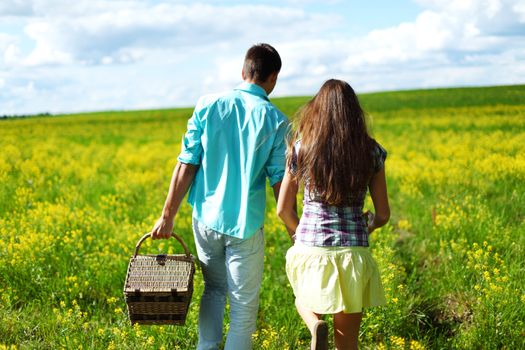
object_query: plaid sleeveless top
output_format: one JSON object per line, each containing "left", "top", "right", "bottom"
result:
{"left": 290, "top": 140, "right": 387, "bottom": 247}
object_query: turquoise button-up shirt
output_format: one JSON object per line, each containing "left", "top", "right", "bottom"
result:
{"left": 178, "top": 82, "right": 289, "bottom": 239}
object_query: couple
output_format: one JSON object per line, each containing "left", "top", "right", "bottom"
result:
{"left": 151, "top": 43, "right": 390, "bottom": 350}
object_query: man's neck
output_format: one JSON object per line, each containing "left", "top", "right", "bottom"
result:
{"left": 244, "top": 79, "right": 272, "bottom": 95}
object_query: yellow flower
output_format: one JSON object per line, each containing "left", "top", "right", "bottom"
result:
{"left": 390, "top": 335, "right": 406, "bottom": 349}
{"left": 111, "top": 327, "right": 121, "bottom": 337}
{"left": 376, "top": 343, "right": 387, "bottom": 350}
{"left": 134, "top": 324, "right": 143, "bottom": 337}
{"left": 410, "top": 339, "right": 426, "bottom": 350}
{"left": 397, "top": 219, "right": 412, "bottom": 230}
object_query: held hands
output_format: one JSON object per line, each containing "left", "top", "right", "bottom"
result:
{"left": 151, "top": 216, "right": 174, "bottom": 240}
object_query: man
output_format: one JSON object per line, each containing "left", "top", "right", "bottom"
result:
{"left": 151, "top": 43, "right": 289, "bottom": 350}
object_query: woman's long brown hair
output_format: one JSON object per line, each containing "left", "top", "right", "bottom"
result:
{"left": 291, "top": 79, "right": 375, "bottom": 206}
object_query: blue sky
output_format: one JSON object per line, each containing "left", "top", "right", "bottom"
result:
{"left": 1, "top": 0, "right": 524, "bottom": 115}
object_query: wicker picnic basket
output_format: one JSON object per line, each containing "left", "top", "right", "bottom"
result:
{"left": 123, "top": 232, "right": 195, "bottom": 325}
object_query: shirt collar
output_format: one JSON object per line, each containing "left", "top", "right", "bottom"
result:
{"left": 234, "top": 82, "right": 269, "bottom": 101}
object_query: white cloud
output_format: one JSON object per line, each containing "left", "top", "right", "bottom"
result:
{"left": 23, "top": 22, "right": 73, "bottom": 66}
{"left": 0, "top": 33, "right": 22, "bottom": 67}
{"left": 363, "top": 1, "right": 522, "bottom": 55}
{"left": 0, "top": 0, "right": 34, "bottom": 16}
{"left": 4, "top": 43, "right": 23, "bottom": 65}
{"left": 0, "top": 33, "right": 14, "bottom": 43}
{"left": 414, "top": 0, "right": 525, "bottom": 34}
{"left": 1, "top": 0, "right": 524, "bottom": 115}
{"left": 0, "top": 33, "right": 16, "bottom": 50}
{"left": 0, "top": 0, "right": 142, "bottom": 17}
{"left": 6, "top": 2, "right": 337, "bottom": 67}
{"left": 272, "top": 0, "right": 525, "bottom": 94}
{"left": 282, "top": 0, "right": 342, "bottom": 4}
{"left": 514, "top": 0, "right": 525, "bottom": 21}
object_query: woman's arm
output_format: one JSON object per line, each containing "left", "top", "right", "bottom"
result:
{"left": 367, "top": 167, "right": 390, "bottom": 234}
{"left": 276, "top": 169, "right": 300, "bottom": 241}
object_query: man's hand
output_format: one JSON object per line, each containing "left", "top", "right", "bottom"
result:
{"left": 151, "top": 216, "right": 174, "bottom": 240}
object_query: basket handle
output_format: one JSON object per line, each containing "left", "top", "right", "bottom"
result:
{"left": 134, "top": 232, "right": 191, "bottom": 258}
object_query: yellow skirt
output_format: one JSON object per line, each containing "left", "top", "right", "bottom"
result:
{"left": 286, "top": 244, "right": 386, "bottom": 314}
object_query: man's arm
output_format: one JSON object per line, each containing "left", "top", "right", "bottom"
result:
{"left": 151, "top": 162, "right": 198, "bottom": 239}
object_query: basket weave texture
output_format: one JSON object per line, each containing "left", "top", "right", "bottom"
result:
{"left": 123, "top": 232, "right": 195, "bottom": 325}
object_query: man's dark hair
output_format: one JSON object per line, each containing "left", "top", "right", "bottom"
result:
{"left": 243, "top": 43, "right": 282, "bottom": 83}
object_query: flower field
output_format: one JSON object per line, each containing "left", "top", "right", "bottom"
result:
{"left": 1, "top": 85, "right": 524, "bottom": 349}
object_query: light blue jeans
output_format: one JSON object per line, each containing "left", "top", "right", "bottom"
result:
{"left": 192, "top": 218, "right": 265, "bottom": 350}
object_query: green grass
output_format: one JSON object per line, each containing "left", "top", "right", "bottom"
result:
{"left": 1, "top": 84, "right": 524, "bottom": 349}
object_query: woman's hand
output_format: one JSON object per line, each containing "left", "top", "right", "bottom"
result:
{"left": 365, "top": 210, "right": 376, "bottom": 234}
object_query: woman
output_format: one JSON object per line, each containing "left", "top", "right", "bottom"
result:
{"left": 277, "top": 79, "right": 390, "bottom": 350}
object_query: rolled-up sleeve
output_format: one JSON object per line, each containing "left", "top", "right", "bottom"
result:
{"left": 177, "top": 110, "right": 203, "bottom": 165}
{"left": 265, "top": 120, "right": 289, "bottom": 186}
